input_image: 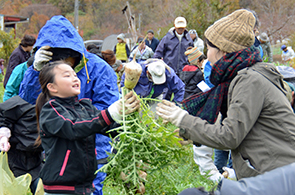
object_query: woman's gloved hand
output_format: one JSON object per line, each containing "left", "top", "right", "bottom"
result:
{"left": 222, "top": 167, "right": 237, "bottom": 180}
{"left": 108, "top": 91, "right": 140, "bottom": 122}
{"left": 33, "top": 46, "right": 53, "bottom": 71}
{"left": 173, "top": 128, "right": 193, "bottom": 145}
{"left": 156, "top": 100, "right": 188, "bottom": 126}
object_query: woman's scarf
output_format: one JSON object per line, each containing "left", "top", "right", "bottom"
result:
{"left": 182, "top": 46, "right": 262, "bottom": 124}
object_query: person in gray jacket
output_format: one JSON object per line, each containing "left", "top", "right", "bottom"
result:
{"left": 156, "top": 9, "right": 295, "bottom": 180}
{"left": 259, "top": 32, "right": 273, "bottom": 62}
{"left": 178, "top": 162, "right": 295, "bottom": 195}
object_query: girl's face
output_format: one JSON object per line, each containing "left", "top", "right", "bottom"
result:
{"left": 48, "top": 64, "right": 81, "bottom": 98}
{"left": 206, "top": 44, "right": 226, "bottom": 65}
{"left": 117, "top": 38, "right": 123, "bottom": 43}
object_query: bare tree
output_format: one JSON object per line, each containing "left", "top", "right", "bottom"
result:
{"left": 251, "top": 0, "right": 295, "bottom": 43}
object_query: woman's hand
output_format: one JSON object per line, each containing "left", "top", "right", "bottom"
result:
{"left": 156, "top": 100, "right": 188, "bottom": 126}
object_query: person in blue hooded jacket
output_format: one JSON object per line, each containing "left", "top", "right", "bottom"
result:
{"left": 18, "top": 16, "right": 119, "bottom": 195}
{"left": 120, "top": 59, "right": 185, "bottom": 103}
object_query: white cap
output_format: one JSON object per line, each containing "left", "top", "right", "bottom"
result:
{"left": 174, "top": 17, "right": 187, "bottom": 28}
{"left": 147, "top": 61, "right": 166, "bottom": 84}
{"left": 117, "top": 33, "right": 125, "bottom": 41}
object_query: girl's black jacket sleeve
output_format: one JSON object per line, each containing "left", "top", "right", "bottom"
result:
{"left": 39, "top": 96, "right": 118, "bottom": 140}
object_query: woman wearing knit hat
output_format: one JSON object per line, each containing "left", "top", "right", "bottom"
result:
{"left": 180, "top": 47, "right": 206, "bottom": 99}
{"left": 156, "top": 9, "right": 295, "bottom": 181}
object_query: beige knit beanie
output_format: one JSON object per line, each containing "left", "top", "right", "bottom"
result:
{"left": 204, "top": 9, "right": 256, "bottom": 53}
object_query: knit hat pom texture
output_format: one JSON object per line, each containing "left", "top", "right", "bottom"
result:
{"left": 205, "top": 9, "right": 256, "bottom": 53}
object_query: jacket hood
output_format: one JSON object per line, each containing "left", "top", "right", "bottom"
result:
{"left": 252, "top": 62, "right": 286, "bottom": 95}
{"left": 34, "top": 15, "right": 84, "bottom": 56}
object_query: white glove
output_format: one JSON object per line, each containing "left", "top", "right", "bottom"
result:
{"left": 0, "top": 127, "right": 11, "bottom": 138}
{"left": 222, "top": 167, "right": 236, "bottom": 180}
{"left": 0, "top": 136, "right": 10, "bottom": 152}
{"left": 0, "top": 127, "right": 11, "bottom": 152}
{"left": 33, "top": 46, "right": 53, "bottom": 71}
{"left": 108, "top": 100, "right": 122, "bottom": 122}
{"left": 108, "top": 91, "right": 140, "bottom": 122}
{"left": 156, "top": 100, "right": 188, "bottom": 126}
{"left": 208, "top": 170, "right": 223, "bottom": 182}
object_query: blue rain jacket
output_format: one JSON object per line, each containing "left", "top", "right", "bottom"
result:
{"left": 120, "top": 63, "right": 185, "bottom": 102}
{"left": 18, "top": 16, "right": 119, "bottom": 195}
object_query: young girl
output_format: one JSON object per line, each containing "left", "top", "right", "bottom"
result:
{"left": 35, "top": 61, "right": 139, "bottom": 195}
{"left": 113, "top": 33, "right": 130, "bottom": 63}
{"left": 180, "top": 47, "right": 206, "bottom": 99}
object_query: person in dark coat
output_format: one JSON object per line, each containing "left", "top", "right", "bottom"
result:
{"left": 153, "top": 17, "right": 194, "bottom": 75}
{"left": 0, "top": 95, "right": 43, "bottom": 194}
{"left": 87, "top": 44, "right": 101, "bottom": 57}
{"left": 145, "top": 29, "right": 159, "bottom": 52}
{"left": 3, "top": 34, "right": 36, "bottom": 88}
{"left": 180, "top": 47, "right": 206, "bottom": 99}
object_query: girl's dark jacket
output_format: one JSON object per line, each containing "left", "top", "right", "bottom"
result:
{"left": 39, "top": 96, "right": 116, "bottom": 194}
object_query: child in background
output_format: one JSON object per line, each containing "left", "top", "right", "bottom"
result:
{"left": 114, "top": 33, "right": 130, "bottom": 63}
{"left": 180, "top": 47, "right": 206, "bottom": 99}
{"left": 35, "top": 61, "right": 139, "bottom": 195}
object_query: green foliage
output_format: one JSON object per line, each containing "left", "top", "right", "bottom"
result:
{"left": 104, "top": 146, "right": 216, "bottom": 194}
{"left": 0, "top": 29, "right": 20, "bottom": 66}
{"left": 144, "top": 148, "right": 216, "bottom": 194}
{"left": 103, "top": 131, "right": 215, "bottom": 194}
{"left": 287, "top": 33, "right": 295, "bottom": 54}
{"left": 101, "top": 88, "right": 215, "bottom": 194}
{"left": 100, "top": 89, "right": 187, "bottom": 194}
{"left": 179, "top": 0, "right": 239, "bottom": 40}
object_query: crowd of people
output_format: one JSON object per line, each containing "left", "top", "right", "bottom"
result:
{"left": 0, "top": 8, "right": 295, "bottom": 195}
